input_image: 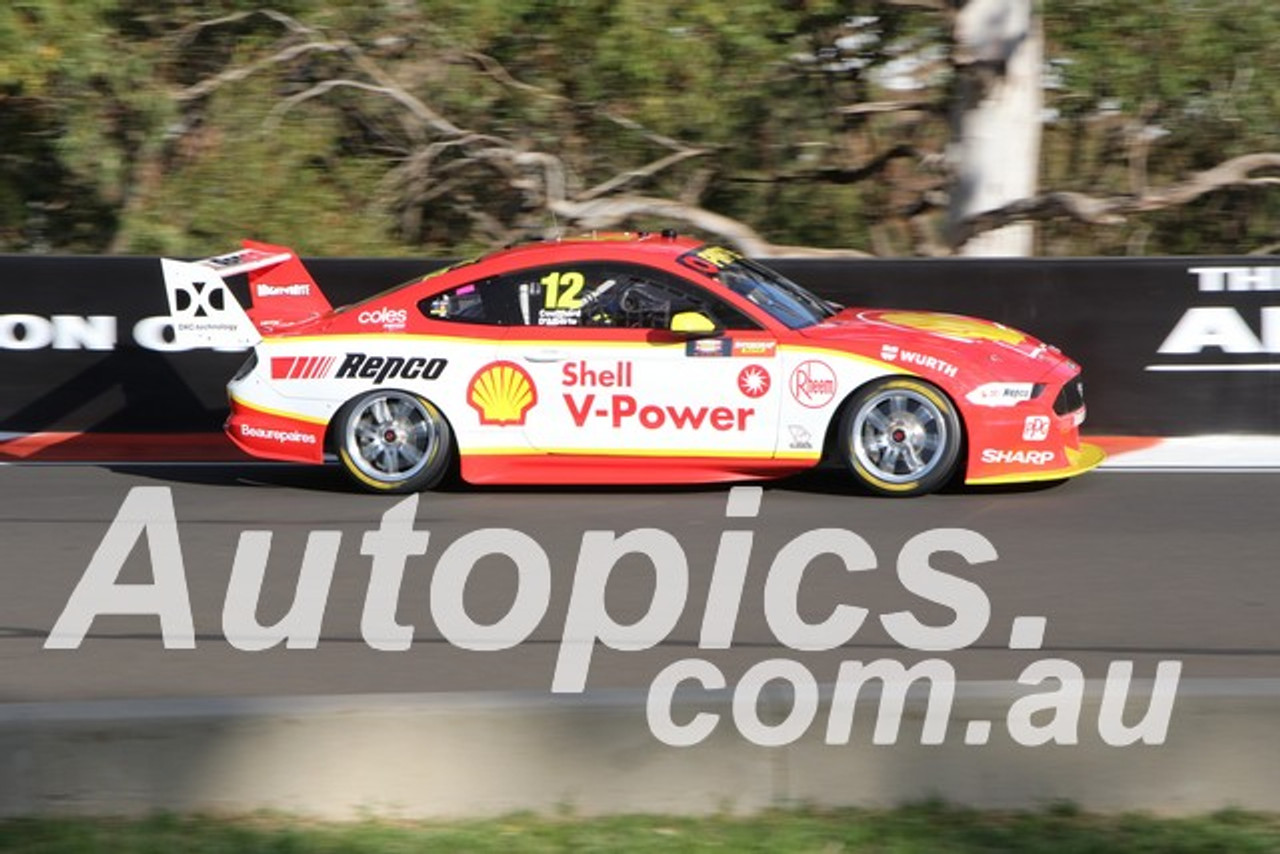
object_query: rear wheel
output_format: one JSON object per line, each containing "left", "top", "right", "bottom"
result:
{"left": 336, "top": 390, "right": 453, "bottom": 493}
{"left": 839, "top": 377, "right": 961, "bottom": 496}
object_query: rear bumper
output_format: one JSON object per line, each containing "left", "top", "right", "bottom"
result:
{"left": 225, "top": 395, "right": 326, "bottom": 464}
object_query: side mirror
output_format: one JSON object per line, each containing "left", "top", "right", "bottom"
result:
{"left": 670, "top": 311, "right": 719, "bottom": 335}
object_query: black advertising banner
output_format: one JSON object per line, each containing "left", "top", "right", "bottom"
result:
{"left": 1, "top": 253, "right": 1277, "bottom": 437}
{"left": 776, "top": 257, "right": 1280, "bottom": 436}
{"left": 0, "top": 256, "right": 439, "bottom": 435}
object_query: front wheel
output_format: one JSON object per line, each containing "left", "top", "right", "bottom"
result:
{"left": 336, "top": 390, "right": 453, "bottom": 493}
{"left": 838, "top": 377, "right": 962, "bottom": 497}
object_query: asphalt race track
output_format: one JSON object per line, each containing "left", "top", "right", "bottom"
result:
{"left": 1, "top": 462, "right": 1277, "bottom": 704}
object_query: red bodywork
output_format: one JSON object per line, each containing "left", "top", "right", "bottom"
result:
{"left": 222, "top": 234, "right": 1096, "bottom": 487}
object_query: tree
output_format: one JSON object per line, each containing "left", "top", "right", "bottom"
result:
{"left": 2, "top": 1, "right": 1280, "bottom": 257}
{"left": 948, "top": 0, "right": 1043, "bottom": 256}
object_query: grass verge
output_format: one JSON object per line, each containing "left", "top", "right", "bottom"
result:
{"left": 2, "top": 803, "right": 1280, "bottom": 853}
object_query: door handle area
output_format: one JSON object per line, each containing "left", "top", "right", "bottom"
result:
{"left": 522, "top": 349, "right": 569, "bottom": 363}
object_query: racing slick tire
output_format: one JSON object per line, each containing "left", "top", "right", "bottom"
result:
{"left": 838, "top": 376, "right": 962, "bottom": 497}
{"left": 335, "top": 389, "right": 454, "bottom": 493}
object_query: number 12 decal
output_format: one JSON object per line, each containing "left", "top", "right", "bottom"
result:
{"left": 541, "top": 271, "right": 585, "bottom": 309}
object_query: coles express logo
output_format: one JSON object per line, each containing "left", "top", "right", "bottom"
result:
{"left": 358, "top": 307, "right": 408, "bottom": 327}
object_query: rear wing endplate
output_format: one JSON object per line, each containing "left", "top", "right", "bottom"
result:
{"left": 160, "top": 247, "right": 293, "bottom": 349}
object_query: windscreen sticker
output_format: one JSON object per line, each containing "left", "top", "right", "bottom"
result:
{"left": 677, "top": 245, "right": 744, "bottom": 277}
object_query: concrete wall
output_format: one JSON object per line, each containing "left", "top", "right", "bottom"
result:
{"left": 4, "top": 679, "right": 1278, "bottom": 818}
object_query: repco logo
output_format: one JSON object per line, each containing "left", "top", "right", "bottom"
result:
{"left": 336, "top": 352, "right": 447, "bottom": 385}
{"left": 358, "top": 307, "right": 408, "bottom": 326}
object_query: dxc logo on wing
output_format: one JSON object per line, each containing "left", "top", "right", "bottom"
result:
{"left": 171, "top": 279, "right": 230, "bottom": 319}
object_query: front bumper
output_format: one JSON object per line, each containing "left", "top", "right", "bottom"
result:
{"left": 961, "top": 360, "right": 1103, "bottom": 486}
{"left": 966, "top": 441, "right": 1105, "bottom": 486}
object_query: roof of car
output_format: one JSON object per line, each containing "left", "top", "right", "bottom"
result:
{"left": 477, "top": 231, "right": 707, "bottom": 266}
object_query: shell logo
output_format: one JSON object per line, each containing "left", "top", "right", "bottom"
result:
{"left": 468, "top": 361, "right": 538, "bottom": 425}
{"left": 878, "top": 311, "right": 1027, "bottom": 346}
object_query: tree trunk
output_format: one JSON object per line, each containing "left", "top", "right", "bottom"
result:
{"left": 948, "top": 0, "right": 1044, "bottom": 256}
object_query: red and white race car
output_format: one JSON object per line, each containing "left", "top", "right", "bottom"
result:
{"left": 162, "top": 233, "right": 1102, "bottom": 496}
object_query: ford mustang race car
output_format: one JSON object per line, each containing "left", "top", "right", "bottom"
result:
{"left": 162, "top": 232, "right": 1102, "bottom": 496}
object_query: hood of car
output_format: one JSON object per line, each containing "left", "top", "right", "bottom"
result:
{"left": 799, "top": 308, "right": 1071, "bottom": 380}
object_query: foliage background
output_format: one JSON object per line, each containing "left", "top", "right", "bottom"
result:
{"left": 2, "top": 0, "right": 1278, "bottom": 257}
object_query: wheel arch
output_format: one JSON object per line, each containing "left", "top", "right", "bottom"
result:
{"left": 328, "top": 386, "right": 460, "bottom": 492}
{"left": 325, "top": 385, "right": 458, "bottom": 452}
{"left": 822, "top": 374, "right": 956, "bottom": 457}
{"left": 823, "top": 373, "right": 970, "bottom": 494}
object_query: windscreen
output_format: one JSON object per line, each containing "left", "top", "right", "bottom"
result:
{"left": 677, "top": 246, "right": 838, "bottom": 329}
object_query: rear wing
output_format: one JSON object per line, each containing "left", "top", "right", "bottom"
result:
{"left": 161, "top": 241, "right": 331, "bottom": 349}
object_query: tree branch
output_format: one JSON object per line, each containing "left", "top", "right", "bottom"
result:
{"left": 577, "top": 148, "right": 712, "bottom": 202}
{"left": 456, "top": 49, "right": 696, "bottom": 154}
{"left": 177, "top": 10, "right": 464, "bottom": 139}
{"left": 958, "top": 153, "right": 1280, "bottom": 242}
{"left": 177, "top": 41, "right": 345, "bottom": 102}
{"left": 547, "top": 194, "right": 870, "bottom": 256}
{"left": 837, "top": 100, "right": 938, "bottom": 117}
{"left": 733, "top": 144, "right": 923, "bottom": 186}
{"left": 1133, "top": 152, "right": 1280, "bottom": 210}
{"left": 264, "top": 78, "right": 463, "bottom": 138}
{"left": 174, "top": 8, "right": 315, "bottom": 47}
